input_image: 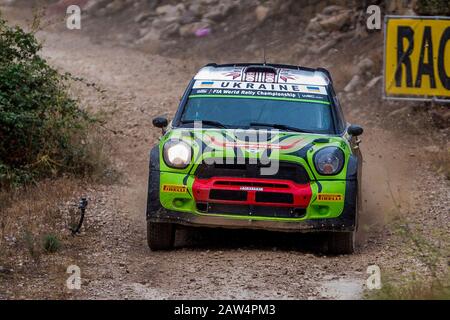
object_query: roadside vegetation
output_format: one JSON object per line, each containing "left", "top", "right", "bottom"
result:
{"left": 0, "top": 15, "right": 110, "bottom": 188}
{"left": 0, "top": 14, "right": 113, "bottom": 273}
{"left": 366, "top": 217, "right": 450, "bottom": 299}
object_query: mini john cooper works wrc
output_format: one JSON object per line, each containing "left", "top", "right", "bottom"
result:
{"left": 147, "top": 63, "right": 363, "bottom": 254}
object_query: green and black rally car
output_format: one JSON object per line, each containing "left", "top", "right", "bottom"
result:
{"left": 147, "top": 63, "right": 363, "bottom": 254}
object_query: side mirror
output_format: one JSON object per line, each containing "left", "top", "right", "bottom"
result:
{"left": 152, "top": 117, "right": 168, "bottom": 129}
{"left": 348, "top": 124, "right": 363, "bottom": 136}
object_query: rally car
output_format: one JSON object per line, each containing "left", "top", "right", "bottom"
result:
{"left": 147, "top": 63, "right": 363, "bottom": 254}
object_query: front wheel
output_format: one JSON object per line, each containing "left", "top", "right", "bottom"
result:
{"left": 147, "top": 221, "right": 175, "bottom": 251}
{"left": 327, "top": 231, "right": 355, "bottom": 254}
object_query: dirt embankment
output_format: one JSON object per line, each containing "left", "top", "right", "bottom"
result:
{"left": 0, "top": 1, "right": 449, "bottom": 300}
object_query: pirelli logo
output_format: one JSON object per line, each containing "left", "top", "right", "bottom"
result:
{"left": 162, "top": 185, "right": 187, "bottom": 193}
{"left": 317, "top": 194, "right": 343, "bottom": 202}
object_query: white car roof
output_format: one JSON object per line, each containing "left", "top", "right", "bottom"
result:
{"left": 194, "top": 65, "right": 330, "bottom": 86}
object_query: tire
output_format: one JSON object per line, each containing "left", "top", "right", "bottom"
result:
{"left": 147, "top": 221, "right": 175, "bottom": 251}
{"left": 327, "top": 231, "right": 355, "bottom": 254}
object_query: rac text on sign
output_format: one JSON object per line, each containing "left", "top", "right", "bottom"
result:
{"left": 384, "top": 16, "right": 450, "bottom": 101}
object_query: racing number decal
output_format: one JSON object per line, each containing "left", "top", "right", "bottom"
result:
{"left": 384, "top": 16, "right": 450, "bottom": 100}
{"left": 317, "top": 194, "right": 343, "bottom": 202}
{"left": 162, "top": 185, "right": 187, "bottom": 193}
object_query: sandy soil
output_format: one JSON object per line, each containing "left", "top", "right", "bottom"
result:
{"left": 0, "top": 6, "right": 448, "bottom": 300}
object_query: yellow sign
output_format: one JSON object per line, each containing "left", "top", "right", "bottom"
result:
{"left": 162, "top": 185, "right": 187, "bottom": 193}
{"left": 317, "top": 194, "right": 343, "bottom": 202}
{"left": 384, "top": 16, "right": 450, "bottom": 100}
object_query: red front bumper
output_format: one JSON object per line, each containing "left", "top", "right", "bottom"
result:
{"left": 192, "top": 177, "right": 312, "bottom": 208}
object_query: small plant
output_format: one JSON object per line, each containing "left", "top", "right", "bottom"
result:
{"left": 43, "top": 234, "right": 61, "bottom": 253}
{"left": 23, "top": 230, "right": 40, "bottom": 262}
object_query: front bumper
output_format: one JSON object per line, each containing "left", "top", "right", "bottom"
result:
{"left": 148, "top": 171, "right": 358, "bottom": 233}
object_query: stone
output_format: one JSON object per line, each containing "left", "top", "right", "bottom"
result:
{"left": 423, "top": 145, "right": 441, "bottom": 154}
{"left": 357, "top": 57, "right": 375, "bottom": 74}
{"left": 318, "top": 10, "right": 352, "bottom": 31}
{"left": 321, "top": 5, "right": 345, "bottom": 15}
{"left": 204, "top": 2, "right": 234, "bottom": 22}
{"left": 344, "top": 75, "right": 361, "bottom": 92}
{"left": 160, "top": 23, "right": 180, "bottom": 39}
{"left": 306, "top": 17, "right": 323, "bottom": 33}
{"left": 179, "top": 21, "right": 210, "bottom": 38}
{"left": 365, "top": 76, "right": 382, "bottom": 89}
{"left": 255, "top": 5, "right": 270, "bottom": 23}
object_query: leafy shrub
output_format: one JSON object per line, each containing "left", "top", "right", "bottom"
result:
{"left": 0, "top": 16, "right": 106, "bottom": 188}
{"left": 415, "top": 0, "right": 450, "bottom": 15}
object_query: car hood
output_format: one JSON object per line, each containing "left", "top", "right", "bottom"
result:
{"left": 162, "top": 128, "right": 348, "bottom": 157}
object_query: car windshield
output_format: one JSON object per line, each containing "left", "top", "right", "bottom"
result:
{"left": 180, "top": 95, "right": 335, "bottom": 134}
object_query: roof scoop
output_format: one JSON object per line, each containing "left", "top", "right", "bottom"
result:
{"left": 244, "top": 65, "right": 277, "bottom": 74}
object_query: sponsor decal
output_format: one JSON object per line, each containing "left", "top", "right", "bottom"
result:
{"left": 191, "top": 80, "right": 329, "bottom": 104}
{"left": 207, "top": 135, "right": 305, "bottom": 150}
{"left": 200, "top": 81, "right": 214, "bottom": 87}
{"left": 240, "top": 186, "right": 264, "bottom": 192}
{"left": 162, "top": 185, "right": 187, "bottom": 193}
{"left": 307, "top": 86, "right": 321, "bottom": 93}
{"left": 317, "top": 193, "right": 343, "bottom": 202}
{"left": 193, "top": 80, "right": 328, "bottom": 95}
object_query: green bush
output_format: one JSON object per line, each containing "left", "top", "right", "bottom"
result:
{"left": 0, "top": 16, "right": 104, "bottom": 188}
{"left": 415, "top": 0, "right": 450, "bottom": 15}
{"left": 43, "top": 234, "right": 61, "bottom": 253}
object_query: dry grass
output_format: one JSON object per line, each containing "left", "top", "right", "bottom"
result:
{"left": 368, "top": 274, "right": 450, "bottom": 300}
{"left": 429, "top": 149, "right": 450, "bottom": 181}
{"left": 0, "top": 178, "right": 92, "bottom": 298}
{"left": 0, "top": 178, "right": 83, "bottom": 262}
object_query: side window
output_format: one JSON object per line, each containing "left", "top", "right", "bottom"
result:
{"left": 329, "top": 86, "right": 346, "bottom": 133}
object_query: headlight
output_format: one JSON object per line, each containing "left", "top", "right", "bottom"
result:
{"left": 163, "top": 140, "right": 192, "bottom": 169}
{"left": 314, "top": 147, "right": 345, "bottom": 175}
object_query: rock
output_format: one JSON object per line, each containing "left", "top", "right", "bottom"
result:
{"left": 84, "top": 0, "right": 110, "bottom": 13}
{"left": 156, "top": 3, "right": 186, "bottom": 19}
{"left": 188, "top": 2, "right": 204, "bottom": 18}
{"left": 357, "top": 57, "right": 375, "bottom": 74}
{"left": 160, "top": 22, "right": 180, "bottom": 39}
{"left": 204, "top": 2, "right": 235, "bottom": 22}
{"left": 423, "top": 145, "right": 441, "bottom": 154}
{"left": 388, "top": 106, "right": 411, "bottom": 117}
{"left": 104, "top": 0, "right": 127, "bottom": 14}
{"left": 255, "top": 5, "right": 270, "bottom": 23}
{"left": 134, "top": 12, "right": 153, "bottom": 24}
{"left": 179, "top": 21, "right": 210, "bottom": 38}
{"left": 179, "top": 10, "right": 198, "bottom": 25}
{"left": 306, "top": 17, "right": 323, "bottom": 33}
{"left": 344, "top": 75, "right": 361, "bottom": 92}
{"left": 308, "top": 38, "right": 338, "bottom": 54}
{"left": 322, "top": 5, "right": 345, "bottom": 15}
{"left": 318, "top": 10, "right": 352, "bottom": 31}
{"left": 365, "top": 76, "right": 382, "bottom": 89}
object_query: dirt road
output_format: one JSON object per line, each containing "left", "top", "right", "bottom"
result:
{"left": 2, "top": 6, "right": 448, "bottom": 300}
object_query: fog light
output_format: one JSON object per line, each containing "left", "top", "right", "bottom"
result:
{"left": 318, "top": 206, "right": 329, "bottom": 215}
{"left": 173, "top": 199, "right": 185, "bottom": 207}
